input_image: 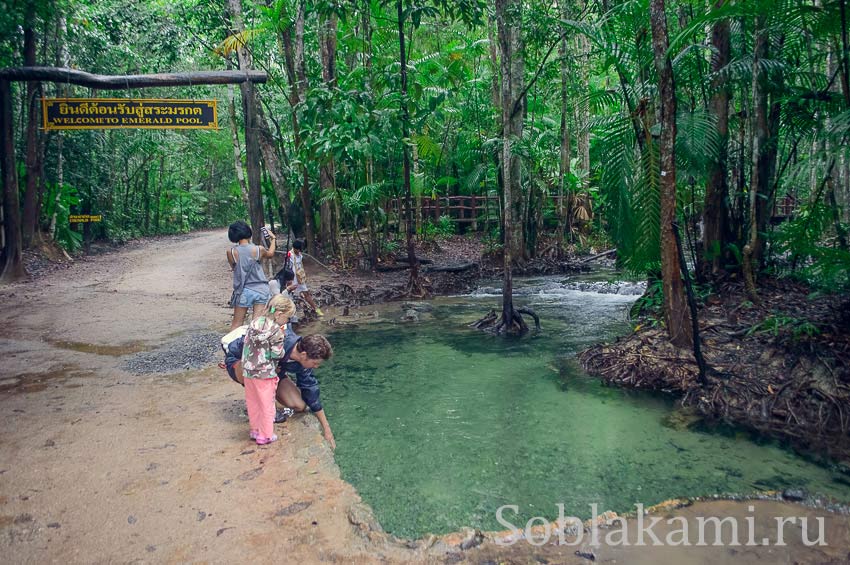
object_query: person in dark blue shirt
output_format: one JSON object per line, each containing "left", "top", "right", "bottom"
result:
{"left": 224, "top": 330, "right": 335, "bottom": 449}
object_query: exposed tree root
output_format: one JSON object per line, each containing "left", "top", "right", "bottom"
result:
{"left": 517, "top": 307, "right": 540, "bottom": 330}
{"left": 404, "top": 273, "right": 431, "bottom": 299}
{"left": 578, "top": 278, "right": 850, "bottom": 461}
{"left": 471, "top": 306, "right": 539, "bottom": 335}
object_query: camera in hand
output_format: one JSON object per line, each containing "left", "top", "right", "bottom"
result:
{"left": 260, "top": 225, "right": 273, "bottom": 248}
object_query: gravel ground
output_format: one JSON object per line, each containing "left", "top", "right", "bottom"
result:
{"left": 121, "top": 331, "right": 221, "bottom": 375}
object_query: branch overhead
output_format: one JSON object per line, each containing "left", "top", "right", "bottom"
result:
{"left": 0, "top": 67, "right": 268, "bottom": 89}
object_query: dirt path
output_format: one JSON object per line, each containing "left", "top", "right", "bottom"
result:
{"left": 0, "top": 230, "right": 847, "bottom": 564}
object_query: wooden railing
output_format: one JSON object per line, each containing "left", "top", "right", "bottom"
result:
{"left": 773, "top": 195, "right": 797, "bottom": 219}
{"left": 386, "top": 194, "right": 572, "bottom": 224}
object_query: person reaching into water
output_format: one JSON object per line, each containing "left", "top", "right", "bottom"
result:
{"left": 223, "top": 328, "right": 335, "bottom": 449}
{"left": 241, "top": 294, "right": 296, "bottom": 445}
{"left": 226, "top": 220, "right": 276, "bottom": 331}
{"left": 275, "top": 332, "right": 335, "bottom": 449}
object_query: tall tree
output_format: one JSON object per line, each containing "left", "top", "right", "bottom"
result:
{"left": 494, "top": 0, "right": 528, "bottom": 333}
{"left": 0, "top": 80, "right": 25, "bottom": 282}
{"left": 227, "top": 0, "right": 264, "bottom": 243}
{"left": 22, "top": 1, "right": 43, "bottom": 248}
{"left": 702, "top": 0, "right": 731, "bottom": 279}
{"left": 48, "top": 10, "right": 68, "bottom": 240}
{"left": 226, "top": 61, "right": 249, "bottom": 206}
{"left": 742, "top": 16, "right": 769, "bottom": 296}
{"left": 649, "top": 0, "right": 692, "bottom": 347}
{"left": 557, "top": 0, "right": 571, "bottom": 241}
{"left": 397, "top": 0, "right": 423, "bottom": 293}
{"left": 319, "top": 10, "right": 338, "bottom": 255}
{"left": 496, "top": 0, "right": 526, "bottom": 268}
{"left": 277, "top": 0, "right": 316, "bottom": 251}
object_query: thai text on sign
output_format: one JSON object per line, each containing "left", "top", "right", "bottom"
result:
{"left": 69, "top": 215, "right": 103, "bottom": 223}
{"left": 42, "top": 98, "right": 218, "bottom": 130}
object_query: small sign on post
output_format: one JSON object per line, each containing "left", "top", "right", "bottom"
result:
{"left": 69, "top": 214, "right": 103, "bottom": 223}
{"left": 42, "top": 98, "right": 218, "bottom": 130}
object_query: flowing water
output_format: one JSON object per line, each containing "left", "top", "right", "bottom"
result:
{"left": 321, "top": 274, "right": 850, "bottom": 539}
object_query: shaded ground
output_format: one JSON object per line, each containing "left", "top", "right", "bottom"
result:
{"left": 580, "top": 277, "right": 850, "bottom": 463}
{"left": 1, "top": 229, "right": 848, "bottom": 564}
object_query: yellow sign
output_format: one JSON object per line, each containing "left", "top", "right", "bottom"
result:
{"left": 42, "top": 98, "right": 218, "bottom": 130}
{"left": 69, "top": 214, "right": 102, "bottom": 223}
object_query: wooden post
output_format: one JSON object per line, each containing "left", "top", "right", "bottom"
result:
{"left": 0, "top": 80, "right": 25, "bottom": 282}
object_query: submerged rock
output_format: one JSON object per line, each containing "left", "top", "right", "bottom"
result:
{"left": 782, "top": 488, "right": 806, "bottom": 501}
{"left": 401, "top": 301, "right": 433, "bottom": 313}
{"left": 401, "top": 309, "right": 420, "bottom": 322}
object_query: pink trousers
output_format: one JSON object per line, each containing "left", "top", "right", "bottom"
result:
{"left": 244, "top": 377, "right": 279, "bottom": 441}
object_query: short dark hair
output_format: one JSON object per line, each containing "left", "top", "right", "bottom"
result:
{"left": 228, "top": 220, "right": 252, "bottom": 243}
{"left": 292, "top": 239, "right": 304, "bottom": 251}
{"left": 299, "top": 335, "right": 332, "bottom": 360}
{"left": 276, "top": 268, "right": 295, "bottom": 284}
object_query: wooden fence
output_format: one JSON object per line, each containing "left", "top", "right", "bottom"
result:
{"left": 385, "top": 194, "right": 573, "bottom": 224}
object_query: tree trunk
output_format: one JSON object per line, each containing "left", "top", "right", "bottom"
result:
{"left": 577, "top": 5, "right": 591, "bottom": 185}
{"left": 496, "top": 0, "right": 526, "bottom": 270}
{"left": 494, "top": 0, "right": 529, "bottom": 333}
{"left": 487, "top": 15, "right": 501, "bottom": 109}
{"left": 48, "top": 11, "right": 68, "bottom": 240}
{"left": 1, "top": 80, "right": 26, "bottom": 282}
{"left": 226, "top": 59, "right": 249, "bottom": 207}
{"left": 319, "top": 13, "right": 338, "bottom": 256}
{"left": 22, "top": 6, "right": 42, "bottom": 249}
{"left": 255, "top": 95, "right": 291, "bottom": 232}
{"left": 228, "top": 0, "right": 264, "bottom": 244}
{"left": 743, "top": 18, "right": 769, "bottom": 296}
{"left": 294, "top": 2, "right": 315, "bottom": 253}
{"left": 397, "top": 0, "right": 422, "bottom": 292}
{"left": 557, "top": 0, "right": 571, "bottom": 241}
{"left": 703, "top": 0, "right": 732, "bottom": 279}
{"left": 649, "top": 0, "right": 692, "bottom": 348}
{"left": 839, "top": 0, "right": 850, "bottom": 105}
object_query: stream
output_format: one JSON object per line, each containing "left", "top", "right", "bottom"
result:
{"left": 321, "top": 273, "right": 850, "bottom": 539}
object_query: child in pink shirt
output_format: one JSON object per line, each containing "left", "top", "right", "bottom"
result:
{"left": 241, "top": 294, "right": 296, "bottom": 444}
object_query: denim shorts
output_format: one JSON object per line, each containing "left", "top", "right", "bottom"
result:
{"left": 236, "top": 286, "right": 270, "bottom": 308}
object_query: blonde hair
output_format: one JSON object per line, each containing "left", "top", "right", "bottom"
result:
{"left": 265, "top": 294, "right": 296, "bottom": 319}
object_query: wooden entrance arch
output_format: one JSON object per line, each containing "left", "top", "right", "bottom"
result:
{"left": 0, "top": 66, "right": 267, "bottom": 282}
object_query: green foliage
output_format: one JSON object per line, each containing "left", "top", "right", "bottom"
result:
{"left": 423, "top": 215, "right": 455, "bottom": 239}
{"left": 3, "top": 0, "right": 847, "bottom": 302}
{"left": 42, "top": 182, "right": 83, "bottom": 252}
{"left": 380, "top": 238, "right": 400, "bottom": 256}
{"left": 747, "top": 313, "right": 821, "bottom": 341}
{"left": 629, "top": 278, "right": 664, "bottom": 326}
{"left": 771, "top": 202, "right": 850, "bottom": 290}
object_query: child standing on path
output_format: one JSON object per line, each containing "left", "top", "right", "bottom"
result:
{"left": 287, "top": 239, "right": 323, "bottom": 316}
{"left": 227, "top": 221, "right": 277, "bottom": 331}
{"left": 242, "top": 294, "right": 296, "bottom": 445}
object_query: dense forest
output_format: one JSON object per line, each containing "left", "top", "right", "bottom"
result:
{"left": 1, "top": 0, "right": 849, "bottom": 337}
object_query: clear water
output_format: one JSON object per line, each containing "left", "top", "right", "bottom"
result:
{"left": 321, "top": 275, "right": 850, "bottom": 539}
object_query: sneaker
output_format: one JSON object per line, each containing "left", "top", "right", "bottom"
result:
{"left": 315, "top": 308, "right": 325, "bottom": 317}
{"left": 256, "top": 434, "right": 278, "bottom": 445}
{"left": 274, "top": 407, "right": 295, "bottom": 423}
{"left": 249, "top": 430, "right": 259, "bottom": 440}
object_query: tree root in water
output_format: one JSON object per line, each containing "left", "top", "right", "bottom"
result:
{"left": 470, "top": 307, "right": 539, "bottom": 335}
{"left": 579, "top": 325, "right": 850, "bottom": 461}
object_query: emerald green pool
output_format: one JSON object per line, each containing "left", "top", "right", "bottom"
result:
{"left": 321, "top": 276, "right": 850, "bottom": 539}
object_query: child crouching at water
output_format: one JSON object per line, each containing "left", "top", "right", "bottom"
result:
{"left": 242, "top": 294, "right": 296, "bottom": 445}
